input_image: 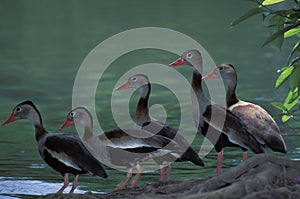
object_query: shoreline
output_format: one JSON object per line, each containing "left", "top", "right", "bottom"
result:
{"left": 39, "top": 154, "right": 300, "bottom": 199}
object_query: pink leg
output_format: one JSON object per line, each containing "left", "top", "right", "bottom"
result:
{"left": 166, "top": 163, "right": 171, "bottom": 180}
{"left": 159, "top": 165, "right": 164, "bottom": 181}
{"left": 57, "top": 173, "right": 69, "bottom": 193}
{"left": 243, "top": 151, "right": 248, "bottom": 162}
{"left": 216, "top": 151, "right": 223, "bottom": 175}
{"left": 114, "top": 168, "right": 132, "bottom": 191}
{"left": 129, "top": 163, "right": 142, "bottom": 188}
{"left": 69, "top": 175, "right": 79, "bottom": 193}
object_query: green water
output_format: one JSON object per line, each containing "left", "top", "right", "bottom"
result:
{"left": 0, "top": 0, "right": 299, "bottom": 198}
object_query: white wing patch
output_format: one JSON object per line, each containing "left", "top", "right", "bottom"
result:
{"left": 146, "top": 149, "right": 172, "bottom": 159}
{"left": 101, "top": 138, "right": 153, "bottom": 149}
{"left": 45, "top": 147, "right": 81, "bottom": 170}
{"left": 170, "top": 152, "right": 181, "bottom": 158}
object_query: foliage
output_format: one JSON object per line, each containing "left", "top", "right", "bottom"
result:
{"left": 232, "top": 0, "right": 300, "bottom": 122}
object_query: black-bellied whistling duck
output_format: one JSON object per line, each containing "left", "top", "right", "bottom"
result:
{"left": 169, "top": 49, "right": 264, "bottom": 174}
{"left": 116, "top": 74, "right": 204, "bottom": 180}
{"left": 60, "top": 107, "right": 186, "bottom": 190}
{"left": 2, "top": 100, "right": 108, "bottom": 193}
{"left": 202, "top": 63, "right": 287, "bottom": 157}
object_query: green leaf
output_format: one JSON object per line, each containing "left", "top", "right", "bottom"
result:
{"left": 288, "top": 41, "right": 300, "bottom": 61}
{"left": 231, "top": 8, "right": 265, "bottom": 26}
{"left": 289, "top": 56, "right": 300, "bottom": 66}
{"left": 282, "top": 114, "right": 292, "bottom": 122}
{"left": 298, "top": 78, "right": 300, "bottom": 95}
{"left": 284, "top": 27, "right": 300, "bottom": 38}
{"left": 283, "top": 87, "right": 300, "bottom": 110}
{"left": 262, "top": 23, "right": 300, "bottom": 47}
{"left": 289, "top": 66, "right": 300, "bottom": 90}
{"left": 275, "top": 65, "right": 294, "bottom": 88}
{"left": 273, "top": 9, "right": 295, "bottom": 18}
{"left": 271, "top": 102, "right": 288, "bottom": 112}
{"left": 262, "top": 0, "right": 285, "bottom": 6}
{"left": 266, "top": 15, "right": 285, "bottom": 49}
{"left": 289, "top": 10, "right": 300, "bottom": 20}
{"left": 275, "top": 18, "right": 285, "bottom": 49}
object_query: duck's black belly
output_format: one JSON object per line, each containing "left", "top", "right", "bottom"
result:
{"left": 43, "top": 149, "right": 87, "bottom": 176}
{"left": 200, "top": 122, "right": 246, "bottom": 152}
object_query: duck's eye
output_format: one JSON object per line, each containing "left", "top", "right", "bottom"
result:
{"left": 132, "top": 77, "right": 137, "bottom": 81}
{"left": 70, "top": 112, "right": 76, "bottom": 117}
{"left": 16, "top": 107, "right": 22, "bottom": 112}
{"left": 186, "top": 53, "right": 193, "bottom": 59}
{"left": 219, "top": 67, "right": 224, "bottom": 71}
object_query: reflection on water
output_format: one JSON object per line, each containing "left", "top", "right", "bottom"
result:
{"left": 0, "top": 177, "right": 90, "bottom": 198}
{"left": 29, "top": 164, "right": 47, "bottom": 169}
{"left": 1, "top": 0, "right": 300, "bottom": 198}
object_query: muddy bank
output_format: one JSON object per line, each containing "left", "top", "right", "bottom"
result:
{"left": 40, "top": 154, "right": 300, "bottom": 199}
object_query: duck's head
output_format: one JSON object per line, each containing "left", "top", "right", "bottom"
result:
{"left": 3, "top": 100, "right": 41, "bottom": 126}
{"left": 116, "top": 74, "right": 151, "bottom": 98}
{"left": 59, "top": 107, "right": 92, "bottom": 130}
{"left": 116, "top": 74, "right": 150, "bottom": 91}
{"left": 169, "top": 49, "right": 203, "bottom": 72}
{"left": 202, "top": 63, "right": 236, "bottom": 83}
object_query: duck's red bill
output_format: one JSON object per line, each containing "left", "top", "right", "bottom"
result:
{"left": 2, "top": 114, "right": 17, "bottom": 126}
{"left": 202, "top": 70, "right": 218, "bottom": 80}
{"left": 59, "top": 119, "right": 73, "bottom": 130}
{"left": 116, "top": 81, "right": 131, "bottom": 91}
{"left": 169, "top": 57, "right": 186, "bottom": 66}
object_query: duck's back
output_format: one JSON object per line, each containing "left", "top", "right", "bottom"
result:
{"left": 229, "top": 100, "right": 287, "bottom": 153}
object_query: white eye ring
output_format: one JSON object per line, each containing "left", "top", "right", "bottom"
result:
{"left": 187, "top": 53, "right": 193, "bottom": 59}
{"left": 70, "top": 112, "right": 76, "bottom": 117}
{"left": 132, "top": 77, "right": 137, "bottom": 81}
{"left": 16, "top": 107, "right": 22, "bottom": 112}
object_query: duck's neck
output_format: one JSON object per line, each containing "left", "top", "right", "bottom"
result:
{"left": 226, "top": 77, "right": 240, "bottom": 107}
{"left": 79, "top": 118, "right": 109, "bottom": 163}
{"left": 80, "top": 117, "right": 94, "bottom": 141}
{"left": 28, "top": 109, "right": 47, "bottom": 142}
{"left": 191, "top": 69, "right": 211, "bottom": 129}
{"left": 136, "top": 84, "right": 151, "bottom": 126}
{"left": 83, "top": 125, "right": 94, "bottom": 140}
{"left": 35, "top": 125, "right": 47, "bottom": 142}
{"left": 192, "top": 69, "right": 210, "bottom": 112}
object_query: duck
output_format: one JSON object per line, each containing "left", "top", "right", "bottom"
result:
{"left": 59, "top": 106, "right": 186, "bottom": 190}
{"left": 202, "top": 63, "right": 287, "bottom": 157}
{"left": 116, "top": 74, "right": 204, "bottom": 180}
{"left": 2, "top": 100, "right": 108, "bottom": 193}
{"left": 169, "top": 49, "right": 264, "bottom": 174}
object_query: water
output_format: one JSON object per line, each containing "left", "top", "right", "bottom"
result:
{"left": 1, "top": 0, "right": 299, "bottom": 198}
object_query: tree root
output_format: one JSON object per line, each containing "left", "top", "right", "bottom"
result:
{"left": 183, "top": 154, "right": 300, "bottom": 199}
{"left": 40, "top": 154, "right": 300, "bottom": 199}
